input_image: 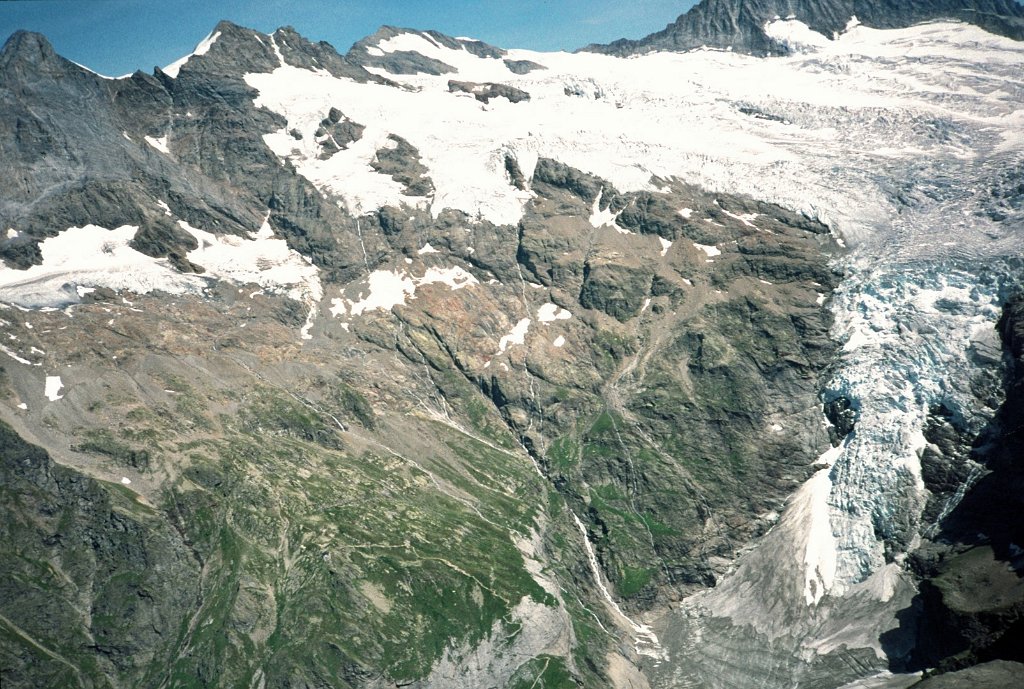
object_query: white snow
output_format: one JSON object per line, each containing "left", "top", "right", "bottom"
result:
{"left": 182, "top": 218, "right": 322, "bottom": 308}
{"left": 333, "top": 269, "right": 415, "bottom": 317}
{"left": 157, "top": 200, "right": 173, "bottom": 216}
{"left": 820, "top": 267, "right": 1011, "bottom": 594}
{"left": 536, "top": 303, "right": 571, "bottom": 323}
{"left": 163, "top": 30, "right": 222, "bottom": 78}
{"left": 6, "top": 228, "right": 18, "bottom": 239}
{"left": 17, "top": 402, "right": 27, "bottom": 410}
{"left": 44, "top": 375, "right": 63, "bottom": 401}
{"left": 763, "top": 19, "right": 831, "bottom": 53}
{"left": 801, "top": 443, "right": 844, "bottom": 605}
{"left": 588, "top": 190, "right": 628, "bottom": 233}
{"left": 245, "top": 21, "right": 1024, "bottom": 252}
{"left": 694, "top": 243, "right": 721, "bottom": 257}
{"left": 679, "top": 208, "right": 693, "bottom": 219}
{"left": 419, "top": 265, "right": 478, "bottom": 290}
{"left": 330, "top": 264, "right": 478, "bottom": 318}
{"left": 553, "top": 335, "right": 566, "bottom": 348}
{"left": 497, "top": 317, "right": 531, "bottom": 354}
{"left": 0, "top": 345, "right": 32, "bottom": 365}
{"left": 0, "top": 221, "right": 324, "bottom": 338}
{"left": 659, "top": 237, "right": 673, "bottom": 256}
{"left": 144, "top": 135, "right": 170, "bottom": 154}
{"left": 375, "top": 32, "right": 507, "bottom": 75}
{"left": 0, "top": 225, "right": 203, "bottom": 308}
{"left": 720, "top": 208, "right": 761, "bottom": 229}
{"left": 120, "top": 477, "right": 132, "bottom": 485}
{"left": 417, "top": 243, "right": 439, "bottom": 254}
{"left": 183, "top": 218, "right": 323, "bottom": 339}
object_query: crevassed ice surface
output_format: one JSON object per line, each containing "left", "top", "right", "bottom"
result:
{"left": 824, "top": 261, "right": 1016, "bottom": 593}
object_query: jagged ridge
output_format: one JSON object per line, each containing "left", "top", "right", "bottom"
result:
{"left": 583, "top": 0, "right": 1024, "bottom": 55}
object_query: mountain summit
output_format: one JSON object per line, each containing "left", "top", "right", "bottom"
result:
{"left": 584, "top": 0, "right": 1024, "bottom": 55}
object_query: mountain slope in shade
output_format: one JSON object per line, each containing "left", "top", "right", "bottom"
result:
{"left": 584, "top": 0, "right": 1024, "bottom": 55}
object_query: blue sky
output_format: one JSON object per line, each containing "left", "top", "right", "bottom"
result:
{"left": 0, "top": 0, "right": 699, "bottom": 76}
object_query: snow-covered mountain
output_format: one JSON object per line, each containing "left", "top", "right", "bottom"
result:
{"left": 585, "top": 0, "right": 1024, "bottom": 55}
{"left": 0, "top": 2, "right": 1022, "bottom": 688}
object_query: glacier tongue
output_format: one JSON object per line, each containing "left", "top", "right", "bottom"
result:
{"left": 654, "top": 259, "right": 1021, "bottom": 688}
{"left": 824, "top": 262, "right": 1013, "bottom": 594}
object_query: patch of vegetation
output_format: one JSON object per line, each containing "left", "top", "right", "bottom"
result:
{"left": 240, "top": 391, "right": 343, "bottom": 450}
{"left": 328, "top": 377, "right": 376, "bottom": 429}
{"left": 508, "top": 655, "right": 578, "bottom": 689}
{"left": 547, "top": 435, "right": 579, "bottom": 471}
{"left": 616, "top": 566, "right": 655, "bottom": 598}
{"left": 75, "top": 428, "right": 151, "bottom": 469}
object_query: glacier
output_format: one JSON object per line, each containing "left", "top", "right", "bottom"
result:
{"left": 0, "top": 11, "right": 1021, "bottom": 688}
{"left": 246, "top": 18, "right": 1024, "bottom": 622}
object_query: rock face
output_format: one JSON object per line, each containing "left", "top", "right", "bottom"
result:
{"left": 889, "top": 293, "right": 1024, "bottom": 676}
{"left": 584, "top": 0, "right": 1024, "bottom": 56}
{"left": 0, "top": 10, "right": 1022, "bottom": 689}
{"left": 0, "top": 420, "right": 199, "bottom": 688}
{"left": 448, "top": 80, "right": 531, "bottom": 104}
{"left": 348, "top": 26, "right": 506, "bottom": 75}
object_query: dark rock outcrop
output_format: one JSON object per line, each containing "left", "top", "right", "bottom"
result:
{"left": 889, "top": 294, "right": 1024, "bottom": 677}
{"left": 503, "top": 58, "right": 546, "bottom": 74}
{"left": 314, "top": 107, "right": 365, "bottom": 159}
{"left": 447, "top": 80, "right": 530, "bottom": 104}
{"left": 0, "top": 420, "right": 199, "bottom": 688}
{"left": 370, "top": 134, "right": 435, "bottom": 197}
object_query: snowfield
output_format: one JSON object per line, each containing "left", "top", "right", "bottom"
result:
{"left": 247, "top": 19, "right": 1024, "bottom": 258}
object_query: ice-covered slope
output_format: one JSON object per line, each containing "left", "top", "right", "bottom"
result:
{"left": 248, "top": 20, "right": 1023, "bottom": 254}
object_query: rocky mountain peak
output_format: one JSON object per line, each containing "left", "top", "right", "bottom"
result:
{"left": 584, "top": 0, "right": 1024, "bottom": 56}
{"left": 157, "top": 20, "right": 279, "bottom": 79}
{"left": 0, "top": 30, "right": 76, "bottom": 81}
{"left": 0, "top": 30, "right": 54, "bottom": 66}
{"left": 346, "top": 25, "right": 509, "bottom": 75}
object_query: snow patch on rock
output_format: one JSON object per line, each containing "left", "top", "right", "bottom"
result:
{"left": 144, "top": 135, "right": 170, "bottom": 154}
{"left": 537, "top": 303, "right": 571, "bottom": 323}
{"left": 44, "top": 375, "right": 63, "bottom": 401}
{"left": 497, "top": 318, "right": 531, "bottom": 354}
{"left": 330, "top": 265, "right": 479, "bottom": 319}
{"left": 694, "top": 243, "right": 721, "bottom": 257}
{"left": 0, "top": 225, "right": 202, "bottom": 307}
